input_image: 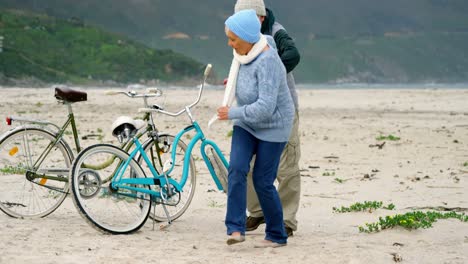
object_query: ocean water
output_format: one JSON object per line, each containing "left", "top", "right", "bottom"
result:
{"left": 163, "top": 82, "right": 468, "bottom": 90}
{"left": 160, "top": 82, "right": 468, "bottom": 91}
{"left": 2, "top": 82, "right": 468, "bottom": 91}
{"left": 295, "top": 83, "right": 468, "bottom": 90}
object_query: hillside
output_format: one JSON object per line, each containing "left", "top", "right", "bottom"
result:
{"left": 296, "top": 32, "right": 468, "bottom": 83}
{"left": 0, "top": 9, "right": 204, "bottom": 86}
{"left": 1, "top": 0, "right": 468, "bottom": 83}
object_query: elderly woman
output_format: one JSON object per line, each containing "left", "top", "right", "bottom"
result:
{"left": 217, "top": 9, "right": 295, "bottom": 248}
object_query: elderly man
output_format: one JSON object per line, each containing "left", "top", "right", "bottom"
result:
{"left": 234, "top": 0, "right": 302, "bottom": 237}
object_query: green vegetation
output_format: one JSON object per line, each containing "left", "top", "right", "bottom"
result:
{"left": 333, "top": 201, "right": 395, "bottom": 213}
{"left": 0, "top": 9, "right": 204, "bottom": 85}
{"left": 2, "top": 1, "right": 468, "bottom": 83}
{"left": 322, "top": 171, "right": 335, "bottom": 176}
{"left": 334, "top": 177, "right": 344, "bottom": 183}
{"left": 333, "top": 202, "right": 467, "bottom": 233}
{"left": 463, "top": 162, "right": 468, "bottom": 167}
{"left": 359, "top": 211, "right": 468, "bottom": 233}
{"left": 376, "top": 134, "right": 400, "bottom": 141}
{"left": 207, "top": 199, "right": 224, "bottom": 208}
{"left": 0, "top": 165, "right": 26, "bottom": 174}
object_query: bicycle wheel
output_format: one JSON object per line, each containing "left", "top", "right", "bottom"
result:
{"left": 139, "top": 134, "right": 196, "bottom": 222}
{"left": 0, "top": 127, "right": 72, "bottom": 218}
{"left": 70, "top": 144, "right": 151, "bottom": 234}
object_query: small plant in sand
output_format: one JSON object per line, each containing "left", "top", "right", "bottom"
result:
{"left": 334, "top": 177, "right": 344, "bottom": 183}
{"left": 227, "top": 130, "right": 233, "bottom": 137}
{"left": 359, "top": 211, "right": 468, "bottom": 233}
{"left": 207, "top": 199, "right": 224, "bottom": 208}
{"left": 0, "top": 165, "right": 26, "bottom": 174}
{"left": 463, "top": 162, "right": 468, "bottom": 167}
{"left": 35, "top": 102, "right": 43, "bottom": 107}
{"left": 322, "top": 171, "right": 335, "bottom": 176}
{"left": 376, "top": 134, "right": 400, "bottom": 141}
{"left": 333, "top": 201, "right": 395, "bottom": 213}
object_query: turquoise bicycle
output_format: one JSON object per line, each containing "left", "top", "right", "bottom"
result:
{"left": 69, "top": 64, "right": 229, "bottom": 234}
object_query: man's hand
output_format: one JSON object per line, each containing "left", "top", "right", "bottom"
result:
{"left": 217, "top": 106, "right": 229, "bottom": 120}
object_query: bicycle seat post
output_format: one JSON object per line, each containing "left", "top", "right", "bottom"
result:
{"left": 61, "top": 100, "right": 82, "bottom": 152}
{"left": 65, "top": 102, "right": 74, "bottom": 116}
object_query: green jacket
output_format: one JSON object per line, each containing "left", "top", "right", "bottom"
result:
{"left": 261, "top": 8, "right": 300, "bottom": 73}
{"left": 261, "top": 8, "right": 300, "bottom": 109}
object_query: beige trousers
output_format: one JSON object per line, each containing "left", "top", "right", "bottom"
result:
{"left": 247, "top": 111, "right": 301, "bottom": 230}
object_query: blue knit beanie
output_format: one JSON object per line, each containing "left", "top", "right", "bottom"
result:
{"left": 225, "top": 9, "right": 260, "bottom": 43}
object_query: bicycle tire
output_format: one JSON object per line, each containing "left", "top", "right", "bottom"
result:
{"left": 0, "top": 127, "right": 72, "bottom": 218}
{"left": 70, "top": 144, "right": 151, "bottom": 234}
{"left": 139, "top": 134, "right": 196, "bottom": 222}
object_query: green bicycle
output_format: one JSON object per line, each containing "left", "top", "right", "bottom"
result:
{"left": 0, "top": 87, "right": 183, "bottom": 219}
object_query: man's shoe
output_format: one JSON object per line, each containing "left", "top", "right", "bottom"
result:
{"left": 246, "top": 216, "right": 265, "bottom": 231}
{"left": 285, "top": 225, "right": 294, "bottom": 237}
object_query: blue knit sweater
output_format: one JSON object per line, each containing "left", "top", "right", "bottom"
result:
{"left": 228, "top": 46, "right": 295, "bottom": 143}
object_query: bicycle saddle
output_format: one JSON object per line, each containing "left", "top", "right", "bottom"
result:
{"left": 54, "top": 87, "right": 87, "bottom": 103}
{"left": 111, "top": 116, "right": 146, "bottom": 141}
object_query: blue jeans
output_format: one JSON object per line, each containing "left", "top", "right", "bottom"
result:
{"left": 225, "top": 126, "right": 287, "bottom": 244}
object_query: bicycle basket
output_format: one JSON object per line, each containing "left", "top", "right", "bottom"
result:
{"left": 206, "top": 146, "right": 228, "bottom": 193}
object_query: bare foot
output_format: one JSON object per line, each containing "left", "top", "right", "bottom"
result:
{"left": 254, "top": 239, "right": 286, "bottom": 248}
{"left": 226, "top": 232, "right": 245, "bottom": 245}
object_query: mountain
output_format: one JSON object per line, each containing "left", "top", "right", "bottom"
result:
{"left": 1, "top": 0, "right": 468, "bottom": 83}
{"left": 0, "top": 9, "right": 204, "bottom": 86}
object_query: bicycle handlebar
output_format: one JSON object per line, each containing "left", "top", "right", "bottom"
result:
{"left": 105, "top": 87, "right": 163, "bottom": 98}
{"left": 138, "top": 64, "right": 212, "bottom": 117}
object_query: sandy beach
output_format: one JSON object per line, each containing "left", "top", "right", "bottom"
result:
{"left": 0, "top": 87, "right": 467, "bottom": 264}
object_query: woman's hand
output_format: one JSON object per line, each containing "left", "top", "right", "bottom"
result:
{"left": 217, "top": 106, "right": 230, "bottom": 120}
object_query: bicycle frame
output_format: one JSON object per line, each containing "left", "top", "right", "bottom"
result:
{"left": 113, "top": 120, "right": 228, "bottom": 199}
{"left": 6, "top": 105, "right": 164, "bottom": 185}
{"left": 112, "top": 64, "right": 228, "bottom": 198}
{"left": 171, "top": 122, "right": 228, "bottom": 191}
{"left": 5, "top": 103, "right": 81, "bottom": 183}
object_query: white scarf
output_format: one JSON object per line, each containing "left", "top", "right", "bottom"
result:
{"left": 208, "top": 35, "right": 268, "bottom": 127}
